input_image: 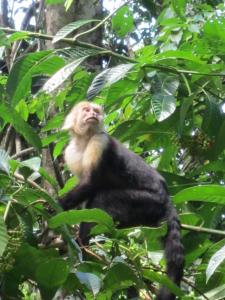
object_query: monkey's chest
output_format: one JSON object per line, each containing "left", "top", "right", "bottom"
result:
{"left": 64, "top": 143, "right": 84, "bottom": 177}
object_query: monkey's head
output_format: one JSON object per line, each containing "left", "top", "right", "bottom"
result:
{"left": 62, "top": 101, "right": 104, "bottom": 136}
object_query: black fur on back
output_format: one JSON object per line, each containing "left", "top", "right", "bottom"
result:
{"left": 60, "top": 133, "right": 184, "bottom": 299}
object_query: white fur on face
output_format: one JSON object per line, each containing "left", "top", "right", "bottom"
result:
{"left": 62, "top": 102, "right": 103, "bottom": 135}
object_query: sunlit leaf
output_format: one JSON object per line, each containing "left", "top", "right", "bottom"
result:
{"left": 206, "top": 244, "right": 225, "bottom": 283}
{"left": 75, "top": 272, "right": 101, "bottom": 296}
{"left": 87, "top": 63, "right": 135, "bottom": 99}
{"left": 42, "top": 57, "right": 87, "bottom": 93}
{"left": 152, "top": 93, "right": 176, "bottom": 121}
{"left": 53, "top": 20, "right": 99, "bottom": 43}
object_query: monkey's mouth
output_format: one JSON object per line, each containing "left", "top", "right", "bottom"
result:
{"left": 86, "top": 117, "right": 98, "bottom": 122}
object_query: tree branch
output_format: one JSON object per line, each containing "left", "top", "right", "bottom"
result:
{"left": 181, "top": 223, "right": 225, "bottom": 236}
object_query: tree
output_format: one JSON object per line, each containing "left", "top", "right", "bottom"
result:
{"left": 0, "top": 0, "right": 225, "bottom": 299}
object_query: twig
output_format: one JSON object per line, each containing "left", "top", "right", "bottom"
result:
{"left": 14, "top": 172, "right": 47, "bottom": 194}
{"left": 74, "top": 1, "right": 129, "bottom": 41}
{"left": 182, "top": 277, "right": 209, "bottom": 300}
{"left": 181, "top": 223, "right": 225, "bottom": 236}
{"left": 11, "top": 147, "right": 35, "bottom": 159}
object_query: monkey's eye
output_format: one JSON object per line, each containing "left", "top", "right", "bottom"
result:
{"left": 83, "top": 107, "right": 91, "bottom": 112}
{"left": 94, "top": 108, "right": 101, "bottom": 114}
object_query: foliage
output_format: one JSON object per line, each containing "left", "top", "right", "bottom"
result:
{"left": 1, "top": 0, "right": 225, "bottom": 299}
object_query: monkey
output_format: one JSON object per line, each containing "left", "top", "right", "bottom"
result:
{"left": 59, "top": 101, "right": 184, "bottom": 300}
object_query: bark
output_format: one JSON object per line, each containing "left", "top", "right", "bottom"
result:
{"left": 45, "top": 0, "right": 102, "bottom": 48}
{"left": 0, "top": 0, "right": 9, "bottom": 27}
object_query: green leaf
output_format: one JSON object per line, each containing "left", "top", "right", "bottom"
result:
{"left": 42, "top": 113, "right": 64, "bottom": 132}
{"left": 0, "top": 149, "right": 10, "bottom": 174}
{"left": 75, "top": 272, "right": 101, "bottom": 296}
{"left": 179, "top": 97, "right": 193, "bottom": 133}
{"left": 143, "top": 270, "right": 183, "bottom": 297}
{"left": 171, "top": 0, "right": 186, "bottom": 20}
{"left": 58, "top": 176, "right": 78, "bottom": 197}
{"left": 104, "top": 262, "right": 137, "bottom": 290}
{"left": 112, "top": 6, "right": 134, "bottom": 37}
{"left": 53, "top": 20, "right": 99, "bottom": 43}
{"left": 42, "top": 57, "right": 87, "bottom": 93}
{"left": 206, "top": 244, "right": 225, "bottom": 283}
{"left": 87, "top": 63, "right": 135, "bottom": 99}
{"left": 151, "top": 93, "right": 176, "bottom": 121}
{"left": 6, "top": 51, "right": 65, "bottom": 106}
{"left": 0, "top": 103, "right": 42, "bottom": 150}
{"left": 213, "top": 118, "right": 225, "bottom": 157}
{"left": 0, "top": 216, "right": 9, "bottom": 256}
{"left": 173, "top": 185, "right": 225, "bottom": 204}
{"left": 204, "top": 284, "right": 225, "bottom": 300}
{"left": 35, "top": 258, "right": 69, "bottom": 288}
{"left": 49, "top": 209, "right": 115, "bottom": 232}
{"left": 202, "top": 97, "right": 223, "bottom": 137}
{"left": 8, "top": 32, "right": 29, "bottom": 43}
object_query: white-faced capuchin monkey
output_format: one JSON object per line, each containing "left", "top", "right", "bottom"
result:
{"left": 60, "top": 101, "right": 184, "bottom": 300}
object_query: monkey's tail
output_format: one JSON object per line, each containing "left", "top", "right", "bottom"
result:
{"left": 157, "top": 202, "right": 184, "bottom": 300}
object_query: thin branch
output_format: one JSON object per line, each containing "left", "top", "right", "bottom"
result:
{"left": 14, "top": 172, "right": 47, "bottom": 194}
{"left": 181, "top": 223, "right": 225, "bottom": 236}
{"left": 11, "top": 147, "right": 35, "bottom": 159}
{"left": 74, "top": 1, "right": 129, "bottom": 41}
{"left": 1, "top": 27, "right": 224, "bottom": 78}
{"left": 182, "top": 277, "right": 209, "bottom": 300}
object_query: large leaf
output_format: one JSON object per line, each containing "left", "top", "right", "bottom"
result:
{"left": 6, "top": 51, "right": 65, "bottom": 106}
{"left": 75, "top": 271, "right": 101, "bottom": 296}
{"left": 87, "top": 63, "right": 135, "bottom": 99}
{"left": 53, "top": 19, "right": 99, "bottom": 43}
{"left": 42, "top": 57, "right": 87, "bottom": 93}
{"left": 49, "top": 208, "right": 115, "bottom": 232}
{"left": 173, "top": 185, "right": 225, "bottom": 204}
{"left": 151, "top": 93, "right": 176, "bottom": 121}
{"left": 104, "top": 262, "right": 137, "bottom": 290}
{"left": 206, "top": 244, "right": 225, "bottom": 283}
{"left": 0, "top": 216, "right": 9, "bottom": 256}
{"left": 35, "top": 258, "right": 69, "bottom": 288}
{"left": 0, "top": 103, "right": 42, "bottom": 150}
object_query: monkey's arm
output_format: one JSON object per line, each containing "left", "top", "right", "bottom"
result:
{"left": 59, "top": 174, "right": 95, "bottom": 210}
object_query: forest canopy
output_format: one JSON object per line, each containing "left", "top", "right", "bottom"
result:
{"left": 0, "top": 0, "right": 225, "bottom": 299}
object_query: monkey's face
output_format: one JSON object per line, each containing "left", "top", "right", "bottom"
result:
{"left": 62, "top": 101, "right": 104, "bottom": 136}
{"left": 80, "top": 104, "right": 103, "bottom": 126}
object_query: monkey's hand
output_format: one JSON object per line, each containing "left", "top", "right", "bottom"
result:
{"left": 58, "top": 196, "right": 73, "bottom": 211}
{"left": 58, "top": 182, "right": 94, "bottom": 211}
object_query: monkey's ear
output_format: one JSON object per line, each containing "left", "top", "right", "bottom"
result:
{"left": 62, "top": 112, "right": 74, "bottom": 131}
